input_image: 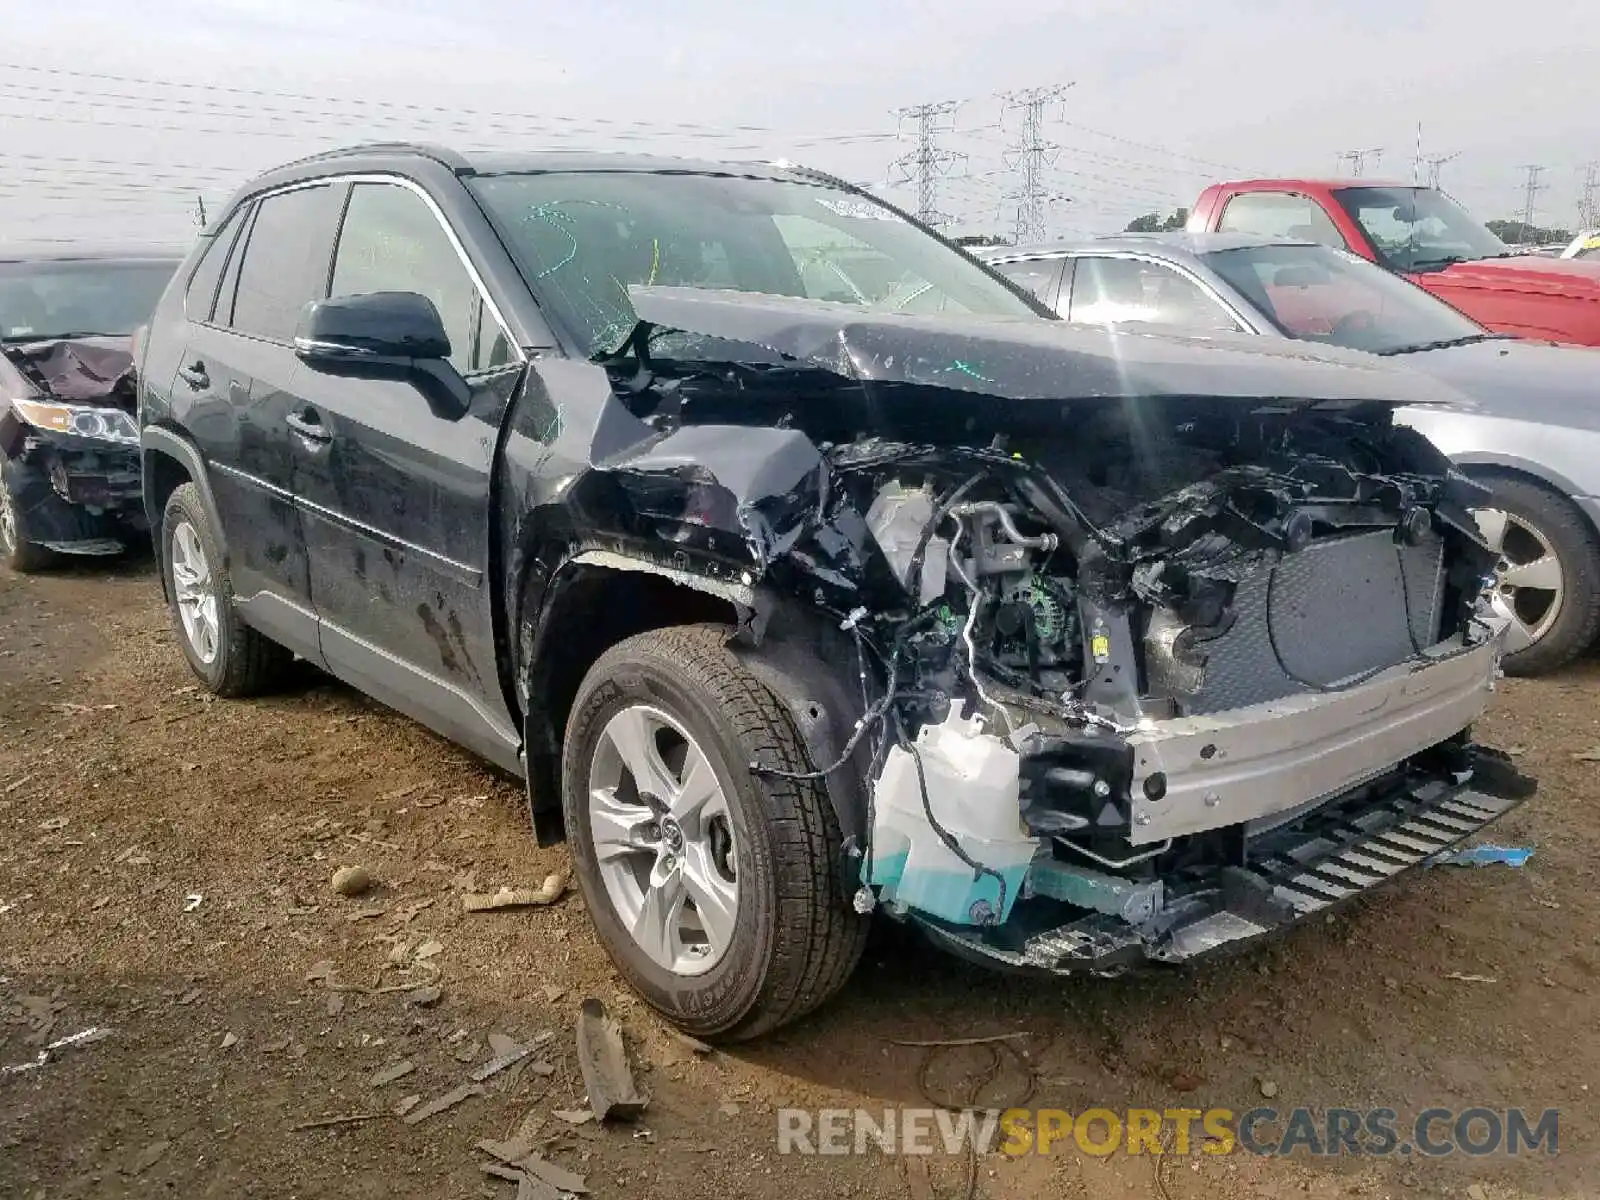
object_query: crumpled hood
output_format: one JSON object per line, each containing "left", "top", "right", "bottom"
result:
{"left": 1395, "top": 338, "right": 1600, "bottom": 430}
{"left": 625, "top": 285, "right": 1470, "bottom": 411}
{"left": 1429, "top": 254, "right": 1600, "bottom": 299}
{"left": 2, "top": 335, "right": 134, "bottom": 405}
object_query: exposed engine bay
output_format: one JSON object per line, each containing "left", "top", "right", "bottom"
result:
{"left": 582, "top": 288, "right": 1534, "bottom": 974}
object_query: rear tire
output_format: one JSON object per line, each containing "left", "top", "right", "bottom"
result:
{"left": 160, "top": 482, "right": 292, "bottom": 696}
{"left": 1472, "top": 471, "right": 1600, "bottom": 676}
{"left": 560, "top": 624, "right": 869, "bottom": 1041}
{"left": 0, "top": 459, "right": 56, "bottom": 573}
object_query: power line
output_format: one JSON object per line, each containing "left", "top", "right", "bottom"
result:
{"left": 1518, "top": 164, "right": 1547, "bottom": 233}
{"left": 1000, "top": 84, "right": 1074, "bottom": 243}
{"left": 889, "top": 100, "right": 965, "bottom": 228}
{"left": 1421, "top": 152, "right": 1460, "bottom": 189}
{"left": 1579, "top": 163, "right": 1600, "bottom": 229}
{"left": 1336, "top": 148, "right": 1384, "bottom": 177}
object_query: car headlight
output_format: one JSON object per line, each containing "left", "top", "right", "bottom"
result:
{"left": 10, "top": 398, "right": 139, "bottom": 446}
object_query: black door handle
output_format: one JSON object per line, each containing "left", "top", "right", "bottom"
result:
{"left": 285, "top": 409, "right": 332, "bottom": 443}
{"left": 177, "top": 361, "right": 209, "bottom": 389}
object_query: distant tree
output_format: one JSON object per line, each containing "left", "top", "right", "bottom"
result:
{"left": 1487, "top": 218, "right": 1573, "bottom": 245}
{"left": 1125, "top": 208, "right": 1189, "bottom": 233}
{"left": 952, "top": 234, "right": 1011, "bottom": 247}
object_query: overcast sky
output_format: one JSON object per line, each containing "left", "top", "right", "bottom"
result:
{"left": 2, "top": 0, "right": 1593, "bottom": 246}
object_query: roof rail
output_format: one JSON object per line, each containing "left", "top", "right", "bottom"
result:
{"left": 275, "top": 142, "right": 472, "bottom": 174}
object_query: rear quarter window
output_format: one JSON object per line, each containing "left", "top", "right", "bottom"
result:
{"left": 183, "top": 208, "right": 246, "bottom": 323}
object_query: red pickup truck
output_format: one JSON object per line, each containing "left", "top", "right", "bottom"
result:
{"left": 1188, "top": 179, "right": 1600, "bottom": 346}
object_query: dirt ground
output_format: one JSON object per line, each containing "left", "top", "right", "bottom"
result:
{"left": 2, "top": 556, "right": 1597, "bottom": 1200}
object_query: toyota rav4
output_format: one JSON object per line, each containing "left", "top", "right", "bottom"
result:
{"left": 135, "top": 144, "right": 1533, "bottom": 1040}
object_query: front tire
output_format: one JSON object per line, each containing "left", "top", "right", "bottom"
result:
{"left": 0, "top": 459, "right": 56, "bottom": 573}
{"left": 160, "top": 482, "right": 292, "bottom": 696}
{"left": 1472, "top": 472, "right": 1600, "bottom": 676}
{"left": 560, "top": 624, "right": 869, "bottom": 1041}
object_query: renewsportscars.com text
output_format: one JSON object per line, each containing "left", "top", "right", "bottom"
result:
{"left": 776, "top": 1106, "right": 1559, "bottom": 1158}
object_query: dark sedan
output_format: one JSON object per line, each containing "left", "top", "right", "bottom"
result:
{"left": 980, "top": 233, "right": 1600, "bottom": 674}
{"left": 1, "top": 245, "right": 181, "bottom": 570}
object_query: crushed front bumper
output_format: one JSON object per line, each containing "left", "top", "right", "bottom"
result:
{"left": 2, "top": 437, "right": 144, "bottom": 554}
{"left": 916, "top": 747, "right": 1534, "bottom": 975}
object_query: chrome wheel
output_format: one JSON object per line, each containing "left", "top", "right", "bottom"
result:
{"left": 1475, "top": 507, "right": 1565, "bottom": 655}
{"left": 169, "top": 520, "right": 220, "bottom": 665}
{"left": 587, "top": 704, "right": 739, "bottom": 977}
{"left": 0, "top": 486, "right": 16, "bottom": 557}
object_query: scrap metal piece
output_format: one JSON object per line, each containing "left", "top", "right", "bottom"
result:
{"left": 574, "top": 999, "right": 647, "bottom": 1122}
{"left": 401, "top": 1081, "right": 485, "bottom": 1125}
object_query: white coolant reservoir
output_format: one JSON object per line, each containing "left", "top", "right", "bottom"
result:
{"left": 867, "top": 711, "right": 1039, "bottom": 926}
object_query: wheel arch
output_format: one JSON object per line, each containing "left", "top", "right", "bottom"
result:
{"left": 518, "top": 553, "right": 871, "bottom": 864}
{"left": 141, "top": 426, "right": 226, "bottom": 599}
{"left": 1456, "top": 454, "right": 1600, "bottom": 538}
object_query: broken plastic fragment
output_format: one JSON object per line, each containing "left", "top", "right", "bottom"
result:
{"left": 1428, "top": 844, "right": 1532, "bottom": 868}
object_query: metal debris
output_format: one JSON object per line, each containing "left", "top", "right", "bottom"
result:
{"left": 471, "top": 1044, "right": 533, "bottom": 1082}
{"left": 292, "top": 1112, "right": 386, "bottom": 1132}
{"left": 415, "top": 939, "right": 444, "bottom": 960}
{"left": 394, "top": 1094, "right": 422, "bottom": 1116}
{"left": 369, "top": 1059, "right": 417, "bottom": 1087}
{"left": 551, "top": 1109, "right": 594, "bottom": 1126}
{"left": 221, "top": 1032, "right": 238, "bottom": 1049}
{"left": 183, "top": 894, "right": 203, "bottom": 912}
{"left": 2, "top": 1027, "right": 112, "bottom": 1075}
{"left": 487, "top": 1032, "right": 522, "bottom": 1058}
{"left": 304, "top": 960, "right": 335, "bottom": 982}
{"left": 37, "top": 816, "right": 69, "bottom": 831}
{"left": 346, "top": 907, "right": 388, "bottom": 922}
{"left": 522, "top": 1157, "right": 589, "bottom": 1194}
{"left": 401, "top": 1081, "right": 485, "bottom": 1125}
{"left": 1446, "top": 972, "right": 1498, "bottom": 984}
{"left": 332, "top": 865, "right": 372, "bottom": 897}
{"left": 463, "top": 872, "right": 568, "bottom": 913}
{"left": 574, "top": 999, "right": 647, "bottom": 1122}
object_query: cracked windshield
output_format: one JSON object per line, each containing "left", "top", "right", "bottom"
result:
{"left": 468, "top": 172, "right": 1035, "bottom": 357}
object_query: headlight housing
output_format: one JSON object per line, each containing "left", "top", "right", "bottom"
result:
{"left": 10, "top": 398, "right": 139, "bottom": 446}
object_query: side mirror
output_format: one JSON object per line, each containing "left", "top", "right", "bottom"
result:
{"left": 294, "top": 292, "right": 470, "bottom": 420}
{"left": 295, "top": 291, "right": 450, "bottom": 363}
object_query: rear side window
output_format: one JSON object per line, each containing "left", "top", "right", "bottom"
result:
{"left": 989, "top": 258, "right": 1065, "bottom": 309}
{"left": 225, "top": 183, "right": 345, "bottom": 341}
{"left": 184, "top": 208, "right": 245, "bottom": 322}
{"left": 1217, "top": 192, "right": 1346, "bottom": 248}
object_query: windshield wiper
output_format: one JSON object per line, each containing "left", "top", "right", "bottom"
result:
{"left": 1405, "top": 255, "right": 1467, "bottom": 271}
{"left": 1376, "top": 333, "right": 1503, "bottom": 356}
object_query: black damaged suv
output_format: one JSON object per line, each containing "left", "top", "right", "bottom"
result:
{"left": 137, "top": 144, "right": 1528, "bottom": 1039}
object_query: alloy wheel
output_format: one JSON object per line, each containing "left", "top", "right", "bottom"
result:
{"left": 0, "top": 486, "right": 16, "bottom": 557}
{"left": 1474, "top": 507, "right": 1565, "bottom": 655}
{"left": 586, "top": 704, "right": 739, "bottom": 977}
{"left": 169, "top": 520, "right": 220, "bottom": 665}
